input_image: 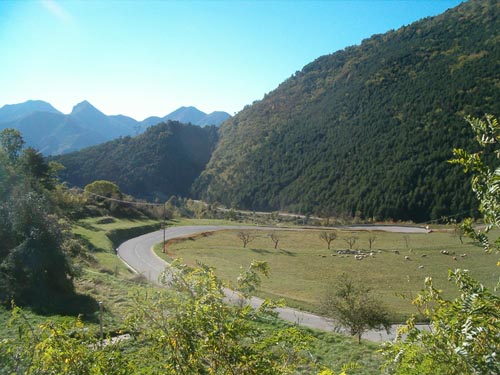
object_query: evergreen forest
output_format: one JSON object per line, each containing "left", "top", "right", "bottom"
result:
{"left": 193, "top": 0, "right": 500, "bottom": 222}
{"left": 54, "top": 121, "right": 218, "bottom": 201}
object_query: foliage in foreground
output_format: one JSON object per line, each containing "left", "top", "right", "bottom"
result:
{"left": 451, "top": 114, "right": 500, "bottom": 256}
{"left": 0, "top": 305, "right": 133, "bottom": 375}
{"left": 382, "top": 114, "right": 500, "bottom": 374}
{"left": 127, "top": 260, "right": 319, "bottom": 374}
{"left": 382, "top": 269, "right": 500, "bottom": 375}
{"left": 0, "top": 261, "right": 358, "bottom": 375}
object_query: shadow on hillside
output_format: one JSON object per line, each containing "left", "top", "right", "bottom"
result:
{"left": 77, "top": 221, "right": 105, "bottom": 231}
{"left": 21, "top": 290, "right": 99, "bottom": 321}
{"left": 74, "top": 234, "right": 106, "bottom": 253}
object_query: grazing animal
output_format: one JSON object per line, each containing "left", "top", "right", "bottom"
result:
{"left": 419, "top": 265, "right": 424, "bottom": 269}
{"left": 405, "top": 256, "right": 411, "bottom": 260}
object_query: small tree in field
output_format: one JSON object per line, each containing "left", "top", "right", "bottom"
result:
{"left": 368, "top": 234, "right": 377, "bottom": 250}
{"left": 322, "top": 273, "right": 391, "bottom": 343}
{"left": 403, "top": 235, "right": 411, "bottom": 250}
{"left": 454, "top": 222, "right": 465, "bottom": 244}
{"left": 269, "top": 231, "right": 280, "bottom": 249}
{"left": 319, "top": 231, "right": 337, "bottom": 249}
{"left": 237, "top": 231, "right": 254, "bottom": 248}
{"left": 343, "top": 236, "right": 358, "bottom": 250}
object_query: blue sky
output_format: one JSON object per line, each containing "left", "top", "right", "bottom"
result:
{"left": 0, "top": 0, "right": 463, "bottom": 120}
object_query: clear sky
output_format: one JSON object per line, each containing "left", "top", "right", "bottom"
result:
{"left": 0, "top": 0, "right": 464, "bottom": 120}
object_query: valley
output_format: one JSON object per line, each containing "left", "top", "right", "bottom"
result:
{"left": 1, "top": 1, "right": 499, "bottom": 373}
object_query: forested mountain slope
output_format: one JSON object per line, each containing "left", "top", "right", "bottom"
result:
{"left": 193, "top": 0, "right": 500, "bottom": 222}
{"left": 55, "top": 121, "right": 218, "bottom": 200}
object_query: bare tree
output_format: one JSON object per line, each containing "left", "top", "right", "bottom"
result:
{"left": 452, "top": 221, "right": 465, "bottom": 244}
{"left": 368, "top": 234, "right": 377, "bottom": 250}
{"left": 319, "top": 231, "right": 337, "bottom": 249}
{"left": 343, "top": 236, "right": 358, "bottom": 250}
{"left": 237, "top": 231, "right": 254, "bottom": 248}
{"left": 269, "top": 232, "right": 280, "bottom": 249}
{"left": 403, "top": 235, "right": 411, "bottom": 249}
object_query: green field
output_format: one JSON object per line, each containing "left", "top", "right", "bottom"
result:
{"left": 157, "top": 227, "right": 500, "bottom": 321}
{"left": 0, "top": 217, "right": 384, "bottom": 374}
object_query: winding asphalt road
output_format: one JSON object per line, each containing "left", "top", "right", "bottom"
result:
{"left": 117, "top": 225, "right": 429, "bottom": 342}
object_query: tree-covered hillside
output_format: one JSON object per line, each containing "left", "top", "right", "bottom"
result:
{"left": 0, "top": 129, "right": 77, "bottom": 309}
{"left": 193, "top": 0, "right": 500, "bottom": 221}
{"left": 55, "top": 121, "right": 218, "bottom": 201}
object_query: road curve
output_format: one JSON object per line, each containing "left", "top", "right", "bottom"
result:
{"left": 117, "top": 225, "right": 428, "bottom": 342}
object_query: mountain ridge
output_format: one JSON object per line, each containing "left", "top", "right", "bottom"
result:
{"left": 53, "top": 120, "right": 219, "bottom": 200}
{"left": 193, "top": 0, "right": 500, "bottom": 222}
{"left": 0, "top": 100, "right": 61, "bottom": 123}
{"left": 0, "top": 100, "right": 230, "bottom": 155}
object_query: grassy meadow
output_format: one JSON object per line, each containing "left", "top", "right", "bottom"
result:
{"left": 157, "top": 227, "right": 500, "bottom": 321}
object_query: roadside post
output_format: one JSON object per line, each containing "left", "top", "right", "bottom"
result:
{"left": 162, "top": 202, "right": 166, "bottom": 252}
{"left": 99, "top": 301, "right": 103, "bottom": 346}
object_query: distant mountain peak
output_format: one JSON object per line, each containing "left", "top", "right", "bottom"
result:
{"left": 162, "top": 106, "right": 230, "bottom": 127}
{"left": 71, "top": 100, "right": 101, "bottom": 115}
{"left": 23, "top": 99, "right": 55, "bottom": 108}
{"left": 0, "top": 100, "right": 61, "bottom": 123}
{"left": 0, "top": 99, "right": 59, "bottom": 111}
